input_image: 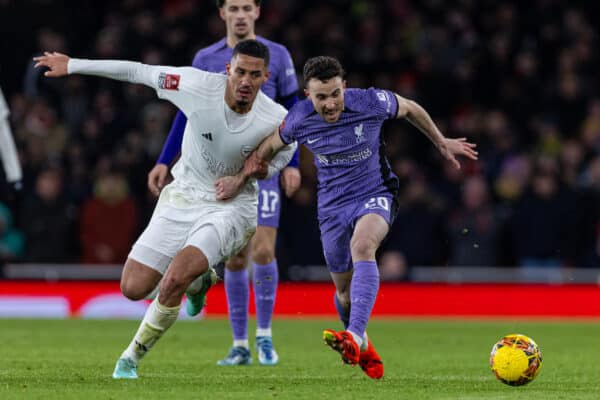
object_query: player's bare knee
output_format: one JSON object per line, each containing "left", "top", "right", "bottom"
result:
{"left": 251, "top": 243, "right": 275, "bottom": 265}
{"left": 226, "top": 255, "right": 247, "bottom": 271}
{"left": 120, "top": 279, "right": 148, "bottom": 301}
{"left": 350, "top": 236, "right": 378, "bottom": 260}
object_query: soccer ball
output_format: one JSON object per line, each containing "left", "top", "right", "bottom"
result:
{"left": 489, "top": 334, "right": 542, "bottom": 386}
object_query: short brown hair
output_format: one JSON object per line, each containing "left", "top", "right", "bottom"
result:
{"left": 216, "top": 0, "right": 261, "bottom": 7}
{"left": 303, "top": 56, "right": 345, "bottom": 84}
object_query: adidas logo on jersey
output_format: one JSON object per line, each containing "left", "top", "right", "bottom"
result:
{"left": 201, "top": 132, "right": 213, "bottom": 141}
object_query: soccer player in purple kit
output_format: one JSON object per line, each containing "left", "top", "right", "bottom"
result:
{"left": 216, "top": 56, "right": 478, "bottom": 379}
{"left": 147, "top": 0, "right": 300, "bottom": 366}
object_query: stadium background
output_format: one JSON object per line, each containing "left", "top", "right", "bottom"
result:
{"left": 0, "top": 0, "right": 600, "bottom": 319}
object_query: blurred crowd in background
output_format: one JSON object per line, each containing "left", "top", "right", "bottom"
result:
{"left": 0, "top": 0, "right": 599, "bottom": 280}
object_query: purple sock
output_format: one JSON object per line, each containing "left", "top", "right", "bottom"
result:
{"left": 348, "top": 261, "right": 380, "bottom": 338}
{"left": 253, "top": 259, "right": 278, "bottom": 330}
{"left": 334, "top": 292, "right": 350, "bottom": 329}
{"left": 225, "top": 268, "right": 249, "bottom": 340}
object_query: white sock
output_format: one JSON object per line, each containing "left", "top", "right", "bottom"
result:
{"left": 256, "top": 327, "right": 272, "bottom": 337}
{"left": 233, "top": 339, "right": 249, "bottom": 349}
{"left": 347, "top": 329, "right": 363, "bottom": 350}
{"left": 121, "top": 300, "right": 181, "bottom": 364}
{"left": 361, "top": 332, "right": 369, "bottom": 352}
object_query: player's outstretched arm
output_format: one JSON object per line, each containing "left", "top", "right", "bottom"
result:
{"left": 395, "top": 94, "right": 478, "bottom": 169}
{"left": 34, "top": 52, "right": 161, "bottom": 87}
{"left": 34, "top": 52, "right": 200, "bottom": 120}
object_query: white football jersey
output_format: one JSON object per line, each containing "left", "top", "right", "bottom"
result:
{"left": 68, "top": 59, "right": 291, "bottom": 201}
{"left": 155, "top": 69, "right": 287, "bottom": 199}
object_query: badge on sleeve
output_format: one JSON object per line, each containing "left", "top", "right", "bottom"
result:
{"left": 158, "top": 72, "right": 180, "bottom": 90}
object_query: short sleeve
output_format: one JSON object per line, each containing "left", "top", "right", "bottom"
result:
{"left": 367, "top": 87, "right": 398, "bottom": 120}
{"left": 276, "top": 47, "right": 299, "bottom": 98}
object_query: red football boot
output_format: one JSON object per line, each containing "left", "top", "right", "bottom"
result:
{"left": 358, "top": 339, "right": 384, "bottom": 379}
{"left": 322, "top": 329, "right": 360, "bottom": 365}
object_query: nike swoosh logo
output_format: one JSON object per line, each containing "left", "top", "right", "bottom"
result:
{"left": 307, "top": 137, "right": 322, "bottom": 144}
{"left": 260, "top": 213, "right": 276, "bottom": 218}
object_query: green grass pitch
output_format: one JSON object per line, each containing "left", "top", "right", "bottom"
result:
{"left": 1, "top": 318, "right": 599, "bottom": 399}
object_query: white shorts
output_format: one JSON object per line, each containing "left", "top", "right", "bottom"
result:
{"left": 128, "top": 183, "right": 257, "bottom": 275}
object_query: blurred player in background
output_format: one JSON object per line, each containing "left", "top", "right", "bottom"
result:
{"left": 147, "top": 0, "right": 300, "bottom": 366}
{"left": 0, "top": 87, "right": 23, "bottom": 189}
{"left": 216, "top": 56, "right": 478, "bottom": 379}
{"left": 33, "top": 40, "right": 297, "bottom": 379}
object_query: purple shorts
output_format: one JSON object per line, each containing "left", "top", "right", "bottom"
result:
{"left": 257, "top": 173, "right": 281, "bottom": 228}
{"left": 319, "top": 194, "right": 397, "bottom": 273}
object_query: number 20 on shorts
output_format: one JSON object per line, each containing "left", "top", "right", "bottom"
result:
{"left": 364, "top": 197, "right": 389, "bottom": 211}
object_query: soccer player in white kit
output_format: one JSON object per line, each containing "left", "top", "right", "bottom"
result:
{"left": 0, "top": 87, "right": 22, "bottom": 187}
{"left": 33, "top": 39, "right": 297, "bottom": 379}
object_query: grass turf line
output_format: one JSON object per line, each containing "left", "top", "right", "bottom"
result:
{"left": 1, "top": 318, "right": 599, "bottom": 399}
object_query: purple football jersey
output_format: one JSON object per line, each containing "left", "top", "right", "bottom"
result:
{"left": 280, "top": 88, "right": 400, "bottom": 215}
{"left": 192, "top": 37, "right": 298, "bottom": 100}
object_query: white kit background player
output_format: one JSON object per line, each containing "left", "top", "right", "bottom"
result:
{"left": 33, "top": 39, "right": 296, "bottom": 379}
{"left": 0, "top": 87, "right": 22, "bottom": 187}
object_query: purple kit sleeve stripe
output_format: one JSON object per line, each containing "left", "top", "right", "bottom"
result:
{"left": 157, "top": 110, "right": 187, "bottom": 165}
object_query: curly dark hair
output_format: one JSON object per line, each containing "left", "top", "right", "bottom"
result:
{"left": 216, "top": 0, "right": 261, "bottom": 7}
{"left": 302, "top": 56, "right": 345, "bottom": 84}
{"left": 232, "top": 39, "right": 270, "bottom": 65}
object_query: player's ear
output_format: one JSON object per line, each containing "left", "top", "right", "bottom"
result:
{"left": 255, "top": 6, "right": 261, "bottom": 19}
{"left": 219, "top": 7, "right": 226, "bottom": 21}
{"left": 303, "top": 88, "right": 309, "bottom": 98}
{"left": 342, "top": 80, "right": 347, "bottom": 89}
{"left": 263, "top": 69, "right": 270, "bottom": 82}
{"left": 226, "top": 63, "right": 231, "bottom": 76}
